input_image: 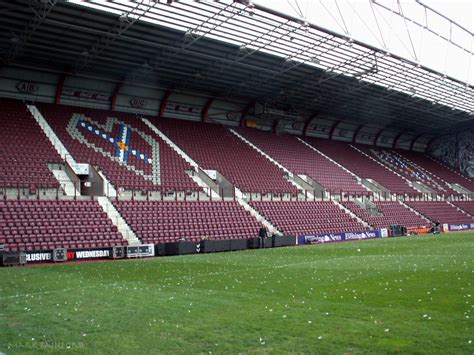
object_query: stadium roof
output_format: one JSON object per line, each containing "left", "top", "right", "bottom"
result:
{"left": 1, "top": 0, "right": 473, "bottom": 137}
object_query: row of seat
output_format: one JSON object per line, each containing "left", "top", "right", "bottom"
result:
{"left": 114, "top": 200, "right": 263, "bottom": 244}
{"left": 237, "top": 128, "right": 368, "bottom": 195}
{"left": 1, "top": 200, "right": 125, "bottom": 252}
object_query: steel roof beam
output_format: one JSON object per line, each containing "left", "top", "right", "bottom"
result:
{"left": 73, "top": 0, "right": 157, "bottom": 74}
{"left": 1, "top": 0, "right": 57, "bottom": 64}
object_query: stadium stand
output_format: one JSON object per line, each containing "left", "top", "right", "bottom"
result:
{"left": 362, "top": 148, "right": 457, "bottom": 195}
{"left": 342, "top": 201, "right": 429, "bottom": 229}
{"left": 448, "top": 201, "right": 474, "bottom": 217}
{"left": 305, "top": 137, "right": 421, "bottom": 195}
{"left": 156, "top": 119, "right": 299, "bottom": 195}
{"left": 113, "top": 200, "right": 263, "bottom": 244}
{"left": 0, "top": 98, "right": 62, "bottom": 189}
{"left": 0, "top": 200, "right": 126, "bottom": 252}
{"left": 236, "top": 128, "right": 368, "bottom": 195}
{"left": 36, "top": 103, "right": 198, "bottom": 192}
{"left": 404, "top": 201, "right": 474, "bottom": 225}
{"left": 249, "top": 201, "right": 366, "bottom": 236}
{"left": 397, "top": 150, "right": 474, "bottom": 193}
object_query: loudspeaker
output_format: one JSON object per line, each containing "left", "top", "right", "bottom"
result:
{"left": 112, "top": 246, "right": 125, "bottom": 259}
{"left": 53, "top": 248, "right": 67, "bottom": 262}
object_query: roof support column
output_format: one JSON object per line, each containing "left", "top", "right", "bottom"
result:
{"left": 239, "top": 100, "right": 255, "bottom": 128}
{"left": 409, "top": 133, "right": 424, "bottom": 151}
{"left": 55, "top": 74, "right": 66, "bottom": 105}
{"left": 392, "top": 131, "right": 405, "bottom": 149}
{"left": 159, "top": 90, "right": 171, "bottom": 119}
{"left": 352, "top": 124, "right": 364, "bottom": 144}
{"left": 303, "top": 113, "right": 319, "bottom": 137}
{"left": 329, "top": 120, "right": 341, "bottom": 140}
{"left": 272, "top": 118, "right": 282, "bottom": 133}
{"left": 201, "top": 98, "right": 214, "bottom": 123}
{"left": 426, "top": 136, "right": 439, "bottom": 152}
{"left": 373, "top": 129, "right": 384, "bottom": 146}
{"left": 111, "top": 81, "right": 123, "bottom": 111}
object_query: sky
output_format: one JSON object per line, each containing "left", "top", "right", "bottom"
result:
{"left": 255, "top": 0, "right": 473, "bottom": 85}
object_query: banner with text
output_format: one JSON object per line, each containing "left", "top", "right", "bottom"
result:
{"left": 298, "top": 230, "right": 383, "bottom": 245}
{"left": 448, "top": 223, "right": 474, "bottom": 232}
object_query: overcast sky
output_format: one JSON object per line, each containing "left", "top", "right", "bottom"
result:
{"left": 255, "top": 0, "right": 473, "bottom": 84}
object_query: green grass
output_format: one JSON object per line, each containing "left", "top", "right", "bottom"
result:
{"left": 1, "top": 233, "right": 473, "bottom": 354}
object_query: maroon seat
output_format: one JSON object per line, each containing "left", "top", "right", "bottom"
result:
{"left": 156, "top": 120, "right": 298, "bottom": 195}
{"left": 342, "top": 201, "right": 430, "bottom": 229}
{"left": 305, "top": 137, "right": 421, "bottom": 196}
{"left": 405, "top": 201, "right": 474, "bottom": 225}
{"left": 114, "top": 200, "right": 263, "bottom": 244}
{"left": 249, "top": 201, "right": 365, "bottom": 236}
{"left": 0, "top": 99, "right": 62, "bottom": 189}
{"left": 36, "top": 102, "right": 199, "bottom": 192}
{"left": 0, "top": 200, "right": 127, "bottom": 252}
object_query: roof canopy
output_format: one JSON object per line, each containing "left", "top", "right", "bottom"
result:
{"left": 1, "top": 0, "right": 473, "bottom": 135}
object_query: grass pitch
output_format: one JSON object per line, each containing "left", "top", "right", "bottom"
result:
{"left": 1, "top": 233, "right": 473, "bottom": 354}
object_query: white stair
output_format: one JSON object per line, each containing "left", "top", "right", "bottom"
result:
{"left": 397, "top": 200, "right": 431, "bottom": 223}
{"left": 349, "top": 144, "right": 413, "bottom": 189}
{"left": 97, "top": 196, "right": 140, "bottom": 245}
{"left": 229, "top": 129, "right": 312, "bottom": 195}
{"left": 27, "top": 104, "right": 75, "bottom": 167}
{"left": 27, "top": 104, "right": 117, "bottom": 198}
{"left": 141, "top": 118, "right": 199, "bottom": 169}
{"left": 234, "top": 187, "right": 281, "bottom": 235}
{"left": 97, "top": 170, "right": 117, "bottom": 198}
{"left": 50, "top": 168, "right": 79, "bottom": 197}
{"left": 446, "top": 200, "right": 474, "bottom": 218}
{"left": 186, "top": 171, "right": 221, "bottom": 199}
{"left": 141, "top": 118, "right": 222, "bottom": 199}
{"left": 297, "top": 137, "right": 372, "bottom": 193}
{"left": 332, "top": 200, "right": 371, "bottom": 228}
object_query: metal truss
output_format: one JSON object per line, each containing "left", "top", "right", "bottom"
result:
{"left": 1, "top": 0, "right": 57, "bottom": 64}
{"left": 372, "top": 0, "right": 473, "bottom": 56}
{"left": 125, "top": 1, "right": 245, "bottom": 83}
{"left": 74, "top": 0, "right": 158, "bottom": 74}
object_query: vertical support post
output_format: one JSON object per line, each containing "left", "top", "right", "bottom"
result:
{"left": 55, "top": 74, "right": 66, "bottom": 105}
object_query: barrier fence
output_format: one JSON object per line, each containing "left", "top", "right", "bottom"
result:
{"left": 1, "top": 181, "right": 473, "bottom": 202}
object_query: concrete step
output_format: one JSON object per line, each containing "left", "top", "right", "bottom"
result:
{"left": 50, "top": 168, "right": 80, "bottom": 197}
{"left": 97, "top": 196, "right": 140, "bottom": 245}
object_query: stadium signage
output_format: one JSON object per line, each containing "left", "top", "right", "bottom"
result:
{"left": 448, "top": 223, "right": 474, "bottom": 231}
{"left": 17, "top": 81, "right": 39, "bottom": 94}
{"left": 129, "top": 97, "right": 147, "bottom": 108}
{"left": 126, "top": 244, "right": 154, "bottom": 258}
{"left": 300, "top": 230, "right": 383, "bottom": 245}
{"left": 345, "top": 231, "right": 378, "bottom": 240}
{"left": 25, "top": 252, "right": 52, "bottom": 262}
{"left": 68, "top": 249, "right": 110, "bottom": 259}
{"left": 165, "top": 102, "right": 200, "bottom": 114}
{"left": 62, "top": 88, "right": 110, "bottom": 102}
{"left": 225, "top": 111, "right": 240, "bottom": 121}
